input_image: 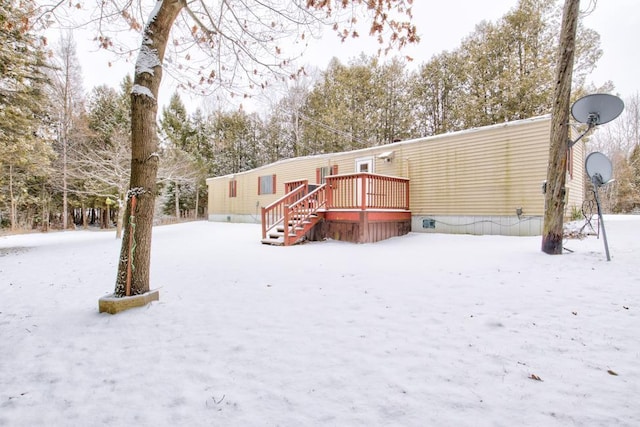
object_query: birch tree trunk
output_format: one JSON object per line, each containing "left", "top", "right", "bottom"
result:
{"left": 174, "top": 181, "right": 180, "bottom": 219}
{"left": 41, "top": 184, "right": 50, "bottom": 232}
{"left": 9, "top": 165, "right": 16, "bottom": 232}
{"left": 541, "top": 0, "right": 580, "bottom": 255}
{"left": 63, "top": 138, "right": 68, "bottom": 230}
{"left": 194, "top": 180, "right": 199, "bottom": 220}
{"left": 114, "top": 0, "right": 184, "bottom": 296}
{"left": 116, "top": 196, "right": 125, "bottom": 239}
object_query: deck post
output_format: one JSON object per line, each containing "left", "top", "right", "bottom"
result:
{"left": 360, "top": 210, "right": 368, "bottom": 242}
{"left": 405, "top": 179, "right": 410, "bottom": 210}
{"left": 360, "top": 174, "right": 367, "bottom": 210}
{"left": 283, "top": 206, "right": 290, "bottom": 246}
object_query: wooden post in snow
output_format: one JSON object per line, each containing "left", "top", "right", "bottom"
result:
{"left": 542, "top": 0, "right": 580, "bottom": 255}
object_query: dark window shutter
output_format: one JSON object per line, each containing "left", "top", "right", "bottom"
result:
{"left": 272, "top": 175, "right": 276, "bottom": 194}
{"left": 257, "top": 176, "right": 261, "bottom": 195}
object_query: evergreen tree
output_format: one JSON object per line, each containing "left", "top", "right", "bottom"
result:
{"left": 159, "top": 92, "right": 191, "bottom": 150}
{"left": 408, "top": 0, "right": 602, "bottom": 134}
{"left": 189, "top": 108, "right": 215, "bottom": 171}
{"left": 212, "top": 110, "right": 263, "bottom": 175}
{"left": 257, "top": 78, "right": 313, "bottom": 161}
{"left": 158, "top": 92, "right": 205, "bottom": 218}
{"left": 409, "top": 51, "right": 465, "bottom": 136}
{"left": 0, "top": 0, "right": 54, "bottom": 230}
{"left": 457, "top": 0, "right": 559, "bottom": 128}
{"left": 300, "top": 54, "right": 415, "bottom": 153}
{"left": 371, "top": 57, "right": 413, "bottom": 143}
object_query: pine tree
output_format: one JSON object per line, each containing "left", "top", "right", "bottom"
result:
{"left": 409, "top": 51, "right": 464, "bottom": 136}
{"left": 159, "top": 92, "right": 191, "bottom": 150}
{"left": 0, "top": 0, "right": 55, "bottom": 231}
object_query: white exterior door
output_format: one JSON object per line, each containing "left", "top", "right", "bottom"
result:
{"left": 355, "top": 157, "right": 373, "bottom": 207}
{"left": 355, "top": 157, "right": 373, "bottom": 173}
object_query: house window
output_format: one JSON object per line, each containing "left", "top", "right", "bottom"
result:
{"left": 229, "top": 180, "right": 237, "bottom": 198}
{"left": 316, "top": 165, "right": 338, "bottom": 184}
{"left": 258, "top": 174, "right": 276, "bottom": 195}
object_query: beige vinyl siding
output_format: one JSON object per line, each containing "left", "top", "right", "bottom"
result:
{"left": 565, "top": 138, "right": 586, "bottom": 216}
{"left": 207, "top": 115, "right": 582, "bottom": 227}
{"left": 405, "top": 117, "right": 551, "bottom": 216}
{"left": 208, "top": 155, "right": 338, "bottom": 216}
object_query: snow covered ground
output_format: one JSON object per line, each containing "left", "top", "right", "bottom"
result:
{"left": 1, "top": 216, "right": 639, "bottom": 426}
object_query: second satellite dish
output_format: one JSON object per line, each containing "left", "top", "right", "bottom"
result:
{"left": 585, "top": 151, "right": 613, "bottom": 186}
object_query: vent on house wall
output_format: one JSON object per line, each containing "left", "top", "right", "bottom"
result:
{"left": 422, "top": 218, "right": 436, "bottom": 229}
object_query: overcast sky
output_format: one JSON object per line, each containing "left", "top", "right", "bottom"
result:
{"left": 71, "top": 1, "right": 639, "bottom": 112}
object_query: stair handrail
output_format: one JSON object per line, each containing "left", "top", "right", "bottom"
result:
{"left": 284, "top": 184, "right": 327, "bottom": 246}
{"left": 261, "top": 183, "right": 307, "bottom": 239}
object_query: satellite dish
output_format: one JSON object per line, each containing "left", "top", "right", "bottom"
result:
{"left": 571, "top": 94, "right": 624, "bottom": 126}
{"left": 585, "top": 152, "right": 613, "bottom": 186}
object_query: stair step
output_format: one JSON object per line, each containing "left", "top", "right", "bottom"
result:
{"left": 270, "top": 230, "right": 297, "bottom": 237}
{"left": 263, "top": 205, "right": 322, "bottom": 246}
{"left": 287, "top": 220, "right": 313, "bottom": 227}
{"left": 261, "top": 237, "right": 284, "bottom": 246}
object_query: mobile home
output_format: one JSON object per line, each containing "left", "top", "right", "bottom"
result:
{"left": 206, "top": 115, "right": 584, "bottom": 244}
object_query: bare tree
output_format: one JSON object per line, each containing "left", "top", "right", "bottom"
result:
{"left": 588, "top": 93, "right": 640, "bottom": 212}
{"left": 592, "top": 93, "right": 640, "bottom": 156}
{"left": 68, "top": 127, "right": 132, "bottom": 238}
{"left": 48, "top": 32, "right": 86, "bottom": 230}
{"left": 157, "top": 147, "right": 199, "bottom": 219}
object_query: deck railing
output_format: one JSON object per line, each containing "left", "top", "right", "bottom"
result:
{"left": 325, "top": 173, "right": 410, "bottom": 210}
{"left": 261, "top": 181, "right": 327, "bottom": 241}
{"left": 284, "top": 179, "right": 308, "bottom": 195}
{"left": 261, "top": 183, "right": 307, "bottom": 239}
{"left": 262, "top": 173, "right": 409, "bottom": 242}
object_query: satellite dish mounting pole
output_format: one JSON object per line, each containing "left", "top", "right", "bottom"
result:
{"left": 591, "top": 175, "right": 611, "bottom": 261}
{"left": 585, "top": 151, "right": 616, "bottom": 261}
{"left": 567, "top": 121, "right": 595, "bottom": 149}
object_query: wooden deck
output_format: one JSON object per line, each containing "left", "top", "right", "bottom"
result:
{"left": 261, "top": 173, "right": 410, "bottom": 245}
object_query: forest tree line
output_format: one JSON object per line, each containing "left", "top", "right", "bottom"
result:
{"left": 1, "top": 0, "right": 638, "bottom": 234}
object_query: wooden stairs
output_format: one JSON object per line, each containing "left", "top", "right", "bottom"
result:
{"left": 261, "top": 212, "right": 322, "bottom": 246}
{"left": 261, "top": 182, "right": 326, "bottom": 246}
